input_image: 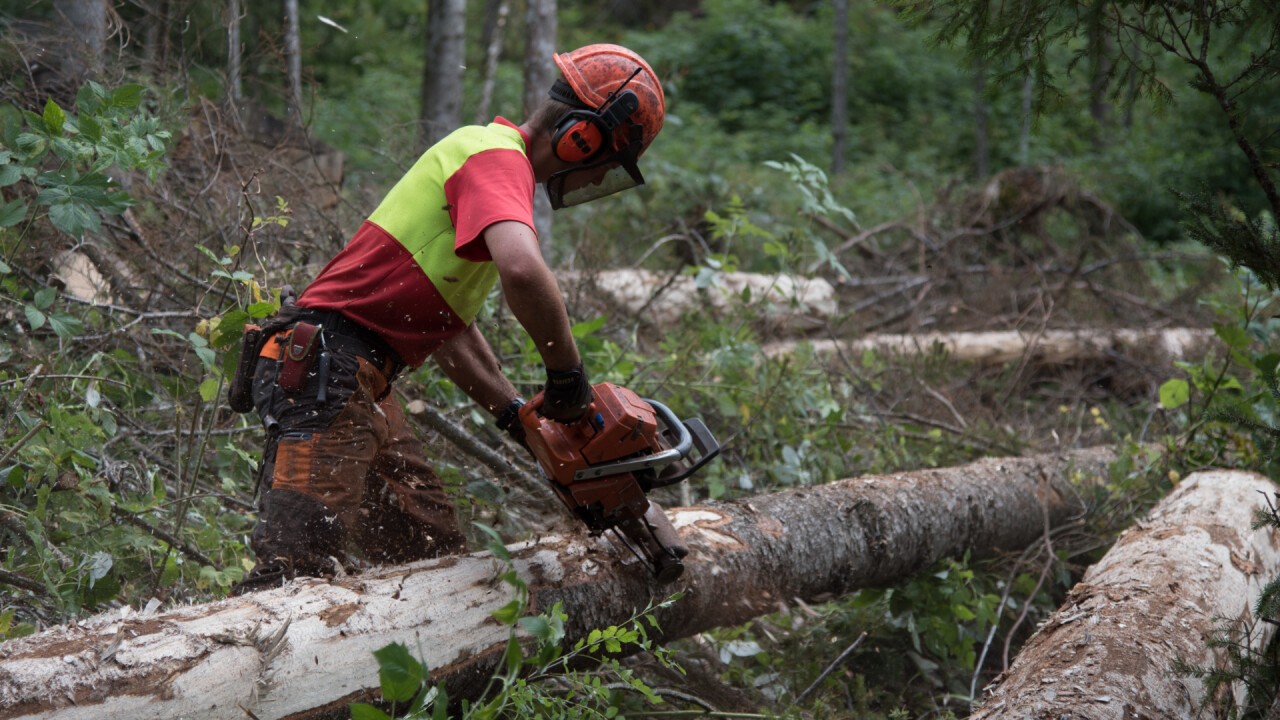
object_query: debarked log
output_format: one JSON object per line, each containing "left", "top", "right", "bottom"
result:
{"left": 0, "top": 446, "right": 1119, "bottom": 720}
{"left": 969, "top": 470, "right": 1280, "bottom": 720}
{"left": 763, "top": 327, "right": 1214, "bottom": 365}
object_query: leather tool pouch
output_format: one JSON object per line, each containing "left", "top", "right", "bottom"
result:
{"left": 228, "top": 324, "right": 264, "bottom": 413}
{"left": 278, "top": 321, "right": 322, "bottom": 393}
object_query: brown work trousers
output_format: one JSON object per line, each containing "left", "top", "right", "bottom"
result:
{"left": 237, "top": 346, "right": 466, "bottom": 591}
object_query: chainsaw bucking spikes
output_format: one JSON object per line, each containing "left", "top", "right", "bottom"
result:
{"left": 518, "top": 382, "right": 720, "bottom": 582}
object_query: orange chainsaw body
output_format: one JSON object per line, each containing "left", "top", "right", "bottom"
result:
{"left": 518, "top": 382, "right": 720, "bottom": 582}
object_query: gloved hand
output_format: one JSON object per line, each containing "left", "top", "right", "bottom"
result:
{"left": 541, "top": 364, "right": 593, "bottom": 423}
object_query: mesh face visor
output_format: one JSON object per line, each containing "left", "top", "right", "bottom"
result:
{"left": 545, "top": 126, "right": 645, "bottom": 209}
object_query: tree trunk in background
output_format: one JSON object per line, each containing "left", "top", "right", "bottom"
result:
{"left": 52, "top": 0, "right": 107, "bottom": 83}
{"left": 969, "top": 470, "right": 1280, "bottom": 719}
{"left": 0, "top": 447, "right": 1118, "bottom": 719}
{"left": 226, "top": 0, "right": 243, "bottom": 105}
{"left": 1019, "top": 46, "right": 1032, "bottom": 165}
{"left": 283, "top": 0, "right": 303, "bottom": 127}
{"left": 474, "top": 0, "right": 510, "bottom": 123}
{"left": 830, "top": 0, "right": 849, "bottom": 176}
{"left": 419, "top": 0, "right": 466, "bottom": 150}
{"left": 523, "top": 0, "right": 556, "bottom": 260}
{"left": 973, "top": 60, "right": 989, "bottom": 179}
{"left": 1087, "top": 6, "right": 1114, "bottom": 151}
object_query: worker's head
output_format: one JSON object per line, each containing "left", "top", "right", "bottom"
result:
{"left": 541, "top": 43, "right": 665, "bottom": 209}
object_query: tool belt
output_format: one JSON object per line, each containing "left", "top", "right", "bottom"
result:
{"left": 227, "top": 306, "right": 404, "bottom": 413}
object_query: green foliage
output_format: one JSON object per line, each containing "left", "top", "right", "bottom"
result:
{"left": 351, "top": 525, "right": 683, "bottom": 720}
{"left": 0, "top": 81, "right": 170, "bottom": 239}
{"left": 0, "top": 80, "right": 275, "bottom": 623}
{"left": 1178, "top": 193, "right": 1280, "bottom": 293}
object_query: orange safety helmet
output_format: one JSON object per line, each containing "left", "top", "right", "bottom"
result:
{"left": 552, "top": 43, "right": 665, "bottom": 156}
{"left": 545, "top": 44, "right": 665, "bottom": 208}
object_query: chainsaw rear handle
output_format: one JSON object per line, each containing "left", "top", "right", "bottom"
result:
{"left": 572, "top": 398, "right": 720, "bottom": 483}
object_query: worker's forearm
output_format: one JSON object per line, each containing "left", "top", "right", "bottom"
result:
{"left": 434, "top": 325, "right": 520, "bottom": 415}
{"left": 500, "top": 270, "right": 581, "bottom": 372}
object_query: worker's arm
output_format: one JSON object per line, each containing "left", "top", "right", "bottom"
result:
{"left": 432, "top": 322, "right": 519, "bottom": 417}
{"left": 482, "top": 220, "right": 591, "bottom": 422}
{"left": 482, "top": 220, "right": 581, "bottom": 372}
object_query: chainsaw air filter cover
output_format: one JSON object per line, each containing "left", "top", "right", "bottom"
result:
{"left": 519, "top": 382, "right": 665, "bottom": 489}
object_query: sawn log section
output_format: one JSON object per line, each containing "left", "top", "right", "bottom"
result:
{"left": 969, "top": 469, "right": 1280, "bottom": 719}
{"left": 0, "top": 447, "right": 1117, "bottom": 719}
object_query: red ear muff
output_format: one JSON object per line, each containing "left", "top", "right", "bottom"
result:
{"left": 552, "top": 112, "right": 606, "bottom": 163}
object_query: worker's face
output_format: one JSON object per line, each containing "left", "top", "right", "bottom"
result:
{"left": 563, "top": 161, "right": 618, "bottom": 192}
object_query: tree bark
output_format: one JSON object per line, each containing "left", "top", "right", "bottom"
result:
{"left": 226, "top": 0, "right": 243, "bottom": 106}
{"left": 473, "top": 0, "right": 510, "bottom": 124}
{"left": 764, "top": 328, "right": 1214, "bottom": 366}
{"left": 522, "top": 0, "right": 556, "bottom": 260}
{"left": 419, "top": 0, "right": 466, "bottom": 150}
{"left": 283, "top": 0, "right": 303, "bottom": 127}
{"left": 0, "top": 446, "right": 1117, "bottom": 719}
{"left": 52, "top": 0, "right": 107, "bottom": 83}
{"left": 830, "top": 0, "right": 849, "bottom": 176}
{"left": 969, "top": 470, "right": 1280, "bottom": 719}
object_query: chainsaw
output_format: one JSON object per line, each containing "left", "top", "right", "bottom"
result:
{"left": 519, "top": 382, "right": 720, "bottom": 582}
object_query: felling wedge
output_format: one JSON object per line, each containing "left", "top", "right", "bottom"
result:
{"left": 519, "top": 382, "right": 721, "bottom": 582}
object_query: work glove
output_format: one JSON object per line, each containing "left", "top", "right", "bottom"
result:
{"left": 541, "top": 363, "right": 593, "bottom": 423}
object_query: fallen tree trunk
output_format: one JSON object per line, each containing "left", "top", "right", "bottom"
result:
{"left": 567, "top": 269, "right": 837, "bottom": 329}
{"left": 764, "top": 327, "right": 1213, "bottom": 365}
{"left": 0, "top": 446, "right": 1119, "bottom": 720}
{"left": 969, "top": 469, "right": 1280, "bottom": 719}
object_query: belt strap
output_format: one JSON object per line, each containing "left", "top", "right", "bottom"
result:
{"left": 260, "top": 310, "right": 404, "bottom": 380}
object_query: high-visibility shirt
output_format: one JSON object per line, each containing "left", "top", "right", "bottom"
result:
{"left": 298, "top": 118, "right": 536, "bottom": 367}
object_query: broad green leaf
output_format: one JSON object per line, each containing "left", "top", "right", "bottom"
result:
{"left": 518, "top": 615, "right": 552, "bottom": 642}
{"left": 33, "top": 287, "right": 56, "bottom": 310}
{"left": 47, "top": 201, "right": 100, "bottom": 239}
{"left": 429, "top": 687, "right": 449, "bottom": 720}
{"left": 0, "top": 163, "right": 21, "bottom": 188}
{"left": 194, "top": 346, "right": 216, "bottom": 371}
{"left": 42, "top": 99, "right": 66, "bottom": 137}
{"left": 349, "top": 704, "right": 393, "bottom": 720}
{"left": 1213, "top": 322, "right": 1250, "bottom": 351}
{"left": 492, "top": 598, "right": 522, "bottom": 625}
{"left": 15, "top": 132, "right": 45, "bottom": 159}
{"left": 372, "top": 642, "right": 424, "bottom": 703}
{"left": 211, "top": 310, "right": 250, "bottom": 348}
{"left": 23, "top": 304, "right": 46, "bottom": 330}
{"left": 0, "top": 198, "right": 27, "bottom": 227}
{"left": 47, "top": 312, "right": 84, "bottom": 339}
{"left": 109, "top": 84, "right": 144, "bottom": 109}
{"left": 1159, "top": 379, "right": 1189, "bottom": 409}
{"left": 76, "top": 80, "right": 107, "bottom": 115}
{"left": 199, "top": 378, "right": 220, "bottom": 402}
{"left": 247, "top": 301, "right": 278, "bottom": 319}
{"left": 570, "top": 315, "right": 607, "bottom": 338}
{"left": 79, "top": 113, "right": 102, "bottom": 143}
{"left": 503, "top": 636, "right": 523, "bottom": 674}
